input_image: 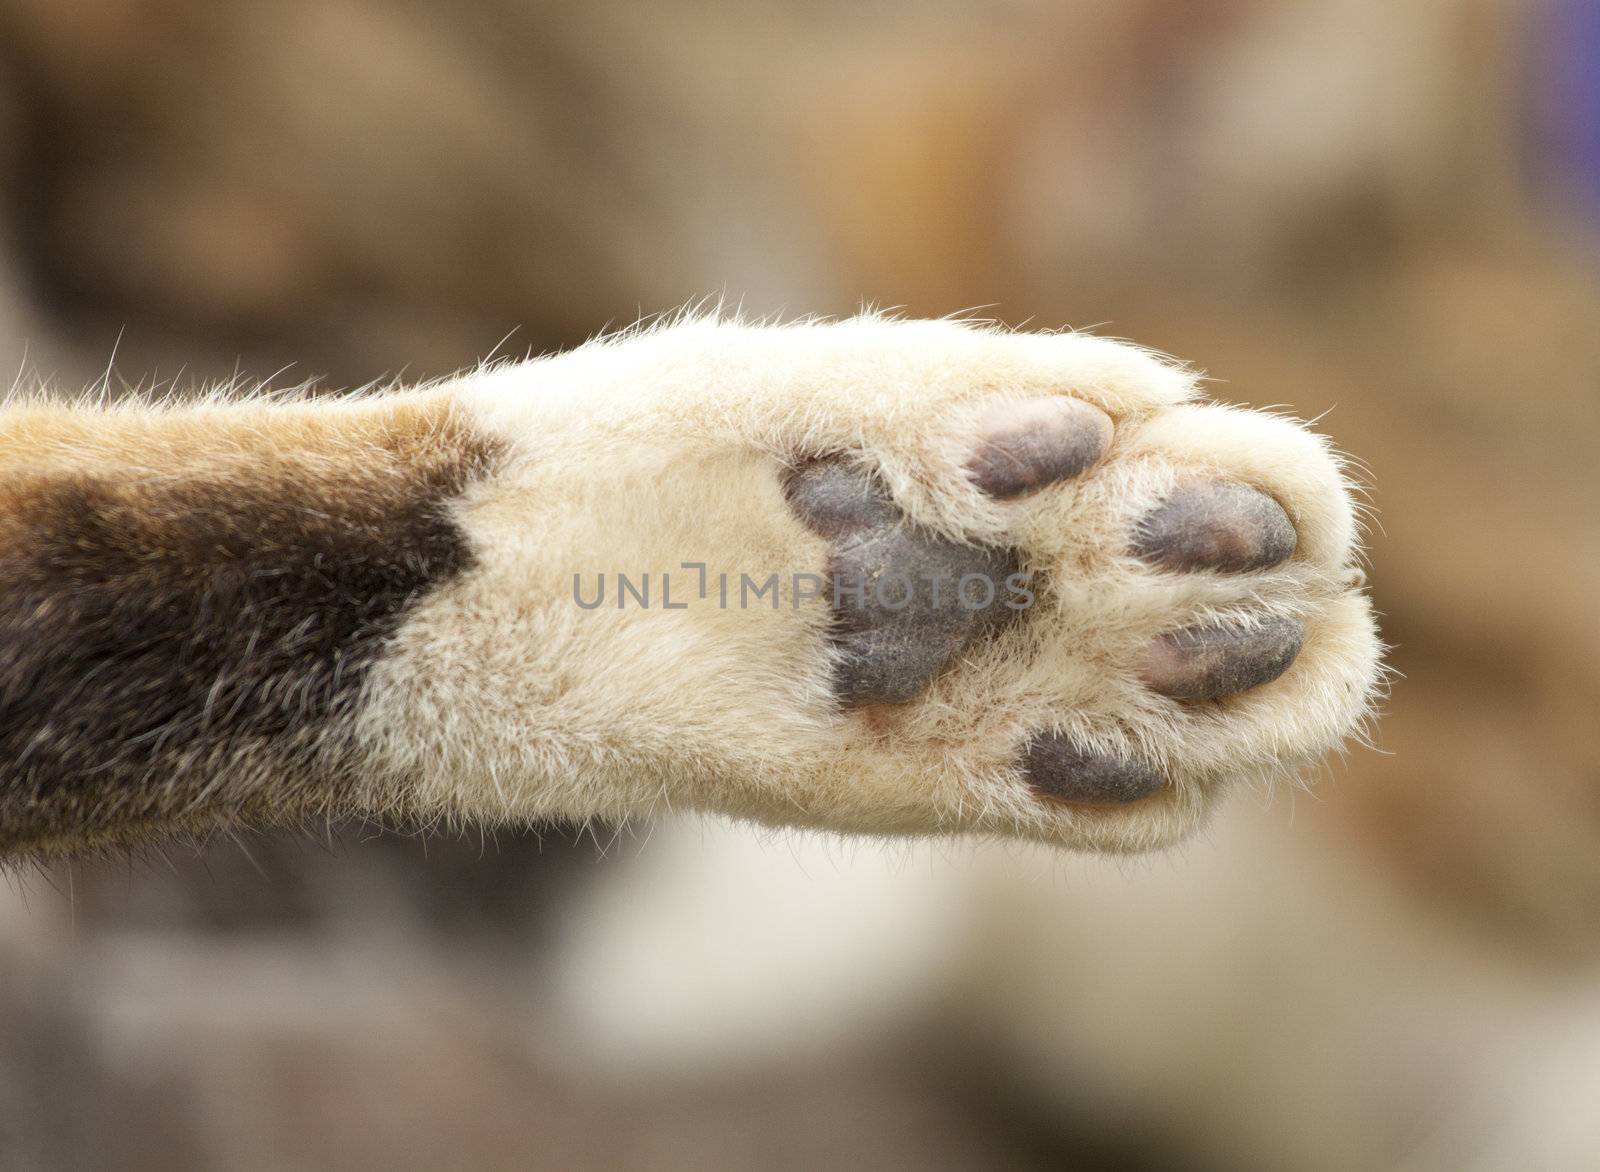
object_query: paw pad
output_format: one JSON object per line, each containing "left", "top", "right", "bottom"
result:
{"left": 1139, "top": 614, "right": 1305, "bottom": 702}
{"left": 1133, "top": 481, "right": 1297, "bottom": 573}
{"left": 964, "top": 397, "right": 1111, "bottom": 499}
{"left": 787, "top": 459, "right": 1020, "bottom": 705}
{"left": 1022, "top": 734, "right": 1165, "bottom": 805}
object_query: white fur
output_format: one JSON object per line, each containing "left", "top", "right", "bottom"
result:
{"left": 357, "top": 314, "right": 1381, "bottom": 851}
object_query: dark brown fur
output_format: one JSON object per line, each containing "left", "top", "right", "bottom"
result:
{"left": 0, "top": 395, "right": 502, "bottom": 861}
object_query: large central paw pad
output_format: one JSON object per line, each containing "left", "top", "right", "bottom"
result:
{"left": 786, "top": 460, "right": 1021, "bottom": 704}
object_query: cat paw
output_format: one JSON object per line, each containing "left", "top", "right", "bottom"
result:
{"left": 388, "top": 316, "right": 1381, "bottom": 851}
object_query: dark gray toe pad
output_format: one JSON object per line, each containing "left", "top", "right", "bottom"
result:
{"left": 965, "top": 398, "right": 1112, "bottom": 499}
{"left": 1023, "top": 734, "right": 1165, "bottom": 805}
{"left": 1140, "top": 614, "right": 1304, "bottom": 701}
{"left": 1134, "top": 481, "right": 1297, "bottom": 573}
{"left": 787, "top": 459, "right": 1024, "bottom": 705}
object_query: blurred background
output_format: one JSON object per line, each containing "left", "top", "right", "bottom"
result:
{"left": 2, "top": 0, "right": 1599, "bottom": 1168}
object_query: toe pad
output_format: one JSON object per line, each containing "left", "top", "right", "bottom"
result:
{"left": 966, "top": 398, "right": 1112, "bottom": 499}
{"left": 1140, "top": 614, "right": 1304, "bottom": 701}
{"left": 1023, "top": 734, "right": 1164, "bottom": 805}
{"left": 1134, "top": 481, "right": 1297, "bottom": 573}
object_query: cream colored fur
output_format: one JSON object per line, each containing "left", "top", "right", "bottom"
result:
{"left": 358, "top": 314, "right": 1380, "bottom": 851}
